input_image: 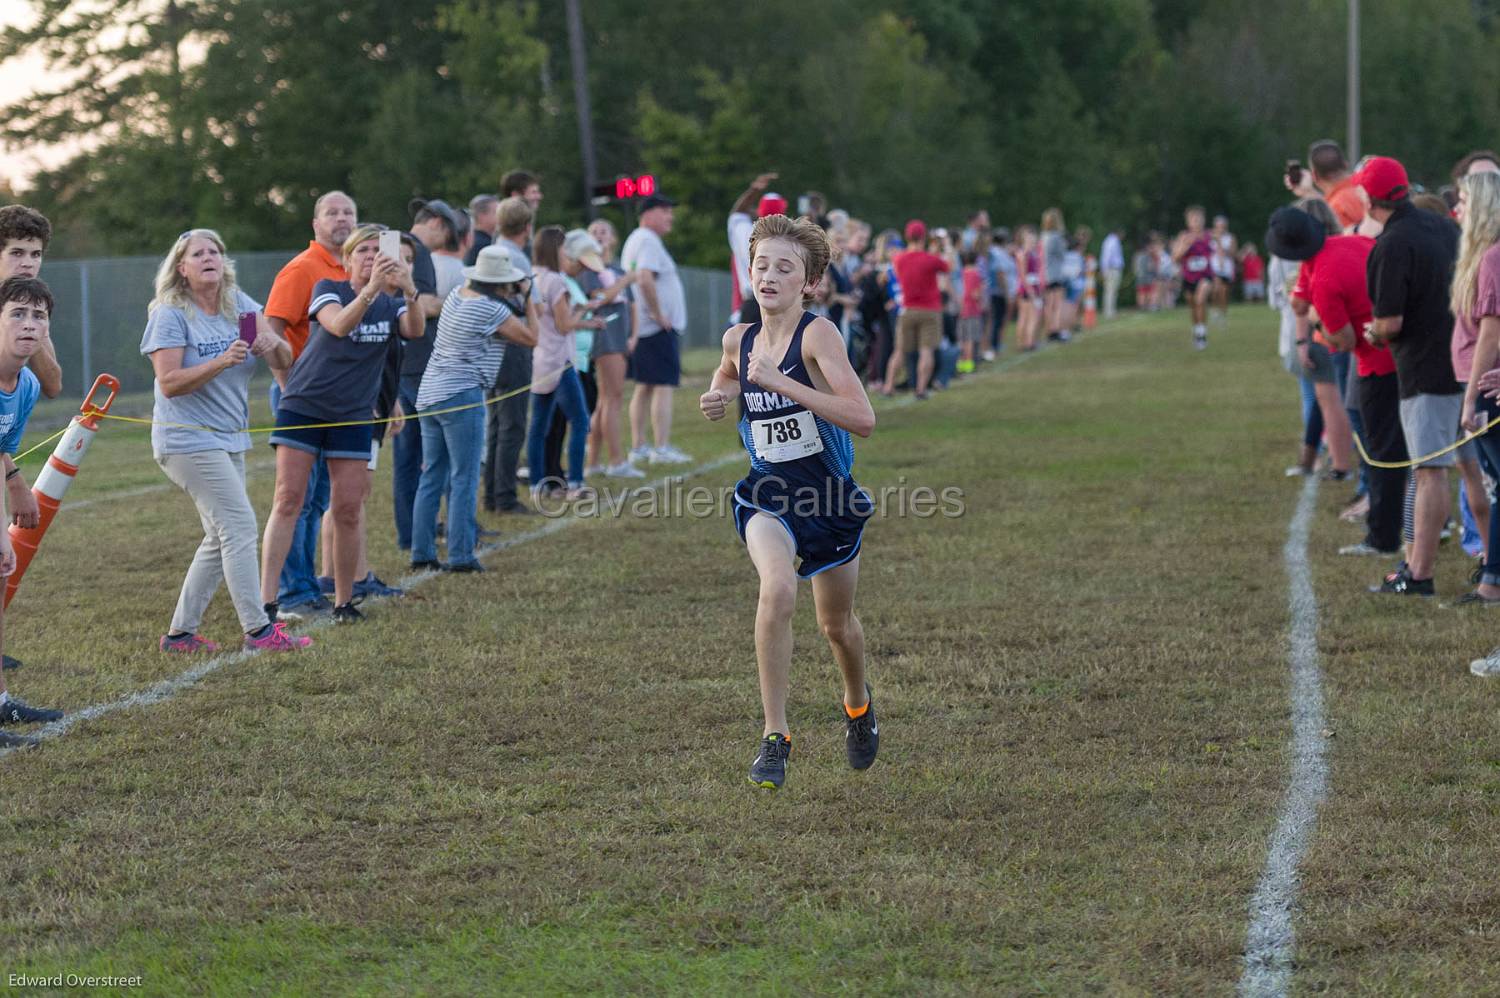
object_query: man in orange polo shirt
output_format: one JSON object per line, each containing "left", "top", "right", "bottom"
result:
{"left": 262, "top": 190, "right": 357, "bottom": 613}
{"left": 1307, "top": 140, "right": 1366, "bottom": 230}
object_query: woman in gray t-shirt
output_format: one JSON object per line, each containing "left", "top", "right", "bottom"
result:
{"left": 140, "top": 229, "right": 308, "bottom": 655}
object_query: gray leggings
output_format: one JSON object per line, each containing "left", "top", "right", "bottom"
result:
{"left": 158, "top": 449, "right": 269, "bottom": 635}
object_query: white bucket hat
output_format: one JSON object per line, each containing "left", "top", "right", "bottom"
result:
{"left": 463, "top": 244, "right": 532, "bottom": 284}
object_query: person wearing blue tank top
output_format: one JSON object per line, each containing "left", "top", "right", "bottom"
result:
{"left": 700, "top": 214, "right": 879, "bottom": 790}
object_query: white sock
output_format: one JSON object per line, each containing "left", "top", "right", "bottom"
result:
{"left": 1194, "top": 324, "right": 1206, "bottom": 336}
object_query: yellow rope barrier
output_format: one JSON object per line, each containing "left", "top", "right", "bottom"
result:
{"left": 1353, "top": 411, "right": 1500, "bottom": 470}
{"left": 89, "top": 361, "right": 573, "bottom": 437}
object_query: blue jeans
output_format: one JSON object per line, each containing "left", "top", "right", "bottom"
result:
{"left": 392, "top": 382, "right": 423, "bottom": 550}
{"left": 527, "top": 369, "right": 590, "bottom": 488}
{"left": 1331, "top": 351, "right": 1369, "bottom": 498}
{"left": 1473, "top": 394, "right": 1500, "bottom": 585}
{"left": 269, "top": 382, "right": 328, "bottom": 606}
{"left": 412, "top": 389, "right": 485, "bottom": 566}
{"left": 1300, "top": 374, "right": 1324, "bottom": 449}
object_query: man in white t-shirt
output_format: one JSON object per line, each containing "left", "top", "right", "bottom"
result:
{"left": 727, "top": 172, "right": 785, "bottom": 326}
{"left": 622, "top": 194, "right": 691, "bottom": 464}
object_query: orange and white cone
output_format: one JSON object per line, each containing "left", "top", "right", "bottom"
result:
{"left": 5, "top": 374, "right": 120, "bottom": 608}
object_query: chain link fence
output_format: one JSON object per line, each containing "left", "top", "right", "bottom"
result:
{"left": 40, "top": 253, "right": 734, "bottom": 399}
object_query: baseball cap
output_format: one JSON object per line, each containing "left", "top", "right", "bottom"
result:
{"left": 639, "top": 193, "right": 677, "bottom": 212}
{"left": 562, "top": 229, "right": 606, "bottom": 272}
{"left": 904, "top": 219, "right": 927, "bottom": 243}
{"left": 409, "top": 197, "right": 467, "bottom": 238}
{"left": 1352, "top": 156, "right": 1410, "bottom": 202}
{"left": 758, "top": 192, "right": 789, "bottom": 218}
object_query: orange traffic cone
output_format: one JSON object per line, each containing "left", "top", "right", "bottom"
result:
{"left": 1083, "top": 255, "right": 1098, "bottom": 330}
{"left": 5, "top": 374, "right": 120, "bottom": 608}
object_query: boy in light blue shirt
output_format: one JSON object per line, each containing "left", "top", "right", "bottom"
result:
{"left": 0, "top": 276, "right": 61, "bottom": 747}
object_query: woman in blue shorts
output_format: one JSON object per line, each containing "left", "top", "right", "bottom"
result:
{"left": 260, "top": 225, "right": 423, "bottom": 623}
{"left": 700, "top": 214, "right": 878, "bottom": 790}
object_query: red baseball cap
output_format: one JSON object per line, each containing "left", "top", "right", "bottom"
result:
{"left": 1352, "top": 156, "right": 1410, "bottom": 202}
{"left": 757, "top": 192, "right": 788, "bottom": 218}
{"left": 904, "top": 219, "right": 927, "bottom": 243}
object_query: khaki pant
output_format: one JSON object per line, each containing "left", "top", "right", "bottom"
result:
{"left": 1103, "top": 268, "right": 1122, "bottom": 319}
{"left": 895, "top": 309, "right": 942, "bottom": 352}
{"left": 158, "top": 449, "right": 268, "bottom": 634}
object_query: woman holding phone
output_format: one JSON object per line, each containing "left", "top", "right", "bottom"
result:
{"left": 140, "top": 228, "right": 310, "bottom": 654}
{"left": 261, "top": 224, "right": 424, "bottom": 623}
{"left": 526, "top": 226, "right": 604, "bottom": 499}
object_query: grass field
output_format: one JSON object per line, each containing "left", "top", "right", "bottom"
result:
{"left": 3, "top": 305, "right": 1499, "bottom": 994}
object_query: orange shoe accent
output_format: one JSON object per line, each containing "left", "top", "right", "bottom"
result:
{"left": 844, "top": 699, "right": 869, "bottom": 719}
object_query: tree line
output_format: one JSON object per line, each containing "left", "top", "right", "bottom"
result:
{"left": 4, "top": 0, "right": 1500, "bottom": 265}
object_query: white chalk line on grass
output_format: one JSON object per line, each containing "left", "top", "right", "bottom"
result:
{"left": 1239, "top": 475, "right": 1329, "bottom": 997}
{"left": 0, "top": 336, "right": 1062, "bottom": 760}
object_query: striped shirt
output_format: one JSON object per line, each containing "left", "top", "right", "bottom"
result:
{"left": 415, "top": 288, "right": 515, "bottom": 411}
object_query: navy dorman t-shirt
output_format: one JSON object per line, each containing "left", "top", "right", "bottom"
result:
{"left": 280, "top": 279, "right": 408, "bottom": 422}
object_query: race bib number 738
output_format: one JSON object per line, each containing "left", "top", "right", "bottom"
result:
{"left": 752, "top": 410, "right": 825, "bottom": 463}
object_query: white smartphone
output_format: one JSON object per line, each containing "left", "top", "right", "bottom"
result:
{"left": 378, "top": 229, "right": 401, "bottom": 261}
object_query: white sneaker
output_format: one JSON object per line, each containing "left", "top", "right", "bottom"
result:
{"left": 1470, "top": 649, "right": 1500, "bottom": 676}
{"left": 650, "top": 445, "right": 693, "bottom": 464}
{"left": 517, "top": 465, "right": 530, "bottom": 481}
{"left": 981, "top": 350, "right": 996, "bottom": 362}
{"left": 584, "top": 464, "right": 605, "bottom": 478}
{"left": 606, "top": 462, "right": 646, "bottom": 479}
{"left": 1338, "top": 542, "right": 1392, "bottom": 557}
{"left": 628, "top": 446, "right": 652, "bottom": 465}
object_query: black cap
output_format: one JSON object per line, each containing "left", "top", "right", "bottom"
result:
{"left": 639, "top": 193, "right": 677, "bottom": 211}
{"left": 1264, "top": 206, "right": 1326, "bottom": 262}
{"left": 408, "top": 197, "right": 467, "bottom": 238}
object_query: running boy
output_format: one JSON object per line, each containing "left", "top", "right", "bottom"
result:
{"left": 0, "top": 277, "right": 62, "bottom": 747}
{"left": 699, "top": 214, "right": 878, "bottom": 790}
{"left": 1171, "top": 206, "right": 1215, "bottom": 349}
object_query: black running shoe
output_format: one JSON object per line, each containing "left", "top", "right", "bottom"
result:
{"left": 1369, "top": 564, "right": 1435, "bottom": 597}
{"left": 410, "top": 559, "right": 441, "bottom": 572}
{"left": 844, "top": 684, "right": 879, "bottom": 771}
{"left": 2, "top": 654, "right": 19, "bottom": 671}
{"left": 0, "top": 730, "right": 37, "bottom": 748}
{"left": 0, "top": 696, "right": 61, "bottom": 725}
{"left": 748, "top": 733, "right": 792, "bottom": 789}
{"left": 443, "top": 561, "right": 485, "bottom": 574}
{"left": 332, "top": 602, "right": 364, "bottom": 624}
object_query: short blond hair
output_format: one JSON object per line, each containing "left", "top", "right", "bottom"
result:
{"left": 748, "top": 215, "right": 831, "bottom": 304}
{"left": 498, "top": 196, "right": 533, "bottom": 238}
{"left": 342, "top": 225, "right": 383, "bottom": 260}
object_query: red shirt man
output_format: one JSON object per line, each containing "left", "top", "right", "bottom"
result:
{"left": 882, "top": 219, "right": 950, "bottom": 398}
{"left": 892, "top": 243, "right": 949, "bottom": 311}
{"left": 1299, "top": 234, "right": 1391, "bottom": 376}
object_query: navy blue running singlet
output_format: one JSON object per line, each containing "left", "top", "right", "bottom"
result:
{"left": 732, "top": 311, "right": 872, "bottom": 578}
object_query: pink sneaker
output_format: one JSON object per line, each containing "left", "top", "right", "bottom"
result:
{"left": 159, "top": 632, "right": 219, "bottom": 654}
{"left": 244, "top": 621, "right": 312, "bottom": 652}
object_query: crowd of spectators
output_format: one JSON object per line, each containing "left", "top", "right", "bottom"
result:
{"left": 1269, "top": 139, "right": 1500, "bottom": 676}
